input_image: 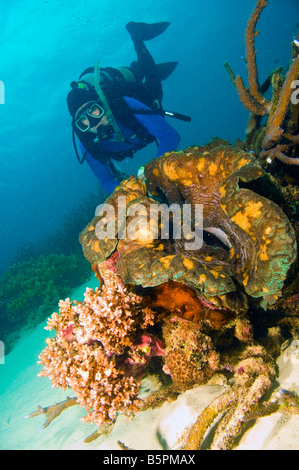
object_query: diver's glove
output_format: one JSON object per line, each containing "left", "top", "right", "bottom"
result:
{"left": 137, "top": 166, "right": 146, "bottom": 183}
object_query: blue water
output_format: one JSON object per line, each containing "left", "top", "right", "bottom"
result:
{"left": 0, "top": 0, "right": 297, "bottom": 276}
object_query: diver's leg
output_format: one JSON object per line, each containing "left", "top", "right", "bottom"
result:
{"left": 126, "top": 22, "right": 167, "bottom": 105}
{"left": 132, "top": 41, "right": 162, "bottom": 101}
{"left": 130, "top": 40, "right": 163, "bottom": 104}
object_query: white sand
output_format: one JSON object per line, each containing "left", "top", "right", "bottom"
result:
{"left": 1, "top": 276, "right": 299, "bottom": 450}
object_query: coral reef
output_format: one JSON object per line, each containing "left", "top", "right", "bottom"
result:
{"left": 34, "top": 140, "right": 298, "bottom": 448}
{"left": 32, "top": 0, "right": 299, "bottom": 450}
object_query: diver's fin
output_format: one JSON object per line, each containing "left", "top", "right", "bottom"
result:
{"left": 126, "top": 21, "right": 170, "bottom": 41}
{"left": 156, "top": 61, "right": 178, "bottom": 81}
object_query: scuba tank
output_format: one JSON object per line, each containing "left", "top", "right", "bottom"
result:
{"left": 78, "top": 63, "right": 191, "bottom": 121}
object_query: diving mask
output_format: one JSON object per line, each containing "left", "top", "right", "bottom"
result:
{"left": 75, "top": 101, "right": 105, "bottom": 132}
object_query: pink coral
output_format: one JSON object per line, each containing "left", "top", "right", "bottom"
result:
{"left": 117, "top": 333, "right": 165, "bottom": 378}
{"left": 38, "top": 267, "right": 157, "bottom": 426}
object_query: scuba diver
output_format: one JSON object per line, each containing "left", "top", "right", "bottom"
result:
{"left": 67, "top": 21, "right": 191, "bottom": 194}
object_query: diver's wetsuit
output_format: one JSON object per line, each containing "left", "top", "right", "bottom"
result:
{"left": 69, "top": 22, "right": 181, "bottom": 193}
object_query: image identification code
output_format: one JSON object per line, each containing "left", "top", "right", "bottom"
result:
{"left": 102, "top": 454, "right": 196, "bottom": 466}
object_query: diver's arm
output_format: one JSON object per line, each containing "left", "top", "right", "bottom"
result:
{"left": 137, "top": 112, "right": 181, "bottom": 157}
{"left": 123, "top": 96, "right": 181, "bottom": 157}
{"left": 85, "top": 153, "right": 119, "bottom": 193}
{"left": 79, "top": 143, "right": 119, "bottom": 193}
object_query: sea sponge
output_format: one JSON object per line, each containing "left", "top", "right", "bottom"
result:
{"left": 162, "top": 315, "right": 220, "bottom": 391}
{"left": 149, "top": 280, "right": 236, "bottom": 330}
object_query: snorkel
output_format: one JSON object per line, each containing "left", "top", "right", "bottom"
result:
{"left": 93, "top": 61, "right": 125, "bottom": 142}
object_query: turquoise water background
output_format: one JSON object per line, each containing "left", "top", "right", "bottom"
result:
{"left": 0, "top": 0, "right": 298, "bottom": 275}
{"left": 0, "top": 0, "right": 299, "bottom": 451}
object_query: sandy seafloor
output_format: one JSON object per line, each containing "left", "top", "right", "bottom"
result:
{"left": 1, "top": 275, "right": 299, "bottom": 451}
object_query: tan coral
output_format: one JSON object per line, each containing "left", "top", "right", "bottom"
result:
{"left": 228, "top": 0, "right": 271, "bottom": 117}
{"left": 183, "top": 345, "right": 276, "bottom": 450}
{"left": 225, "top": 0, "right": 299, "bottom": 165}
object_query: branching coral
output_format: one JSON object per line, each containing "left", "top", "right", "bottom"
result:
{"left": 183, "top": 344, "right": 276, "bottom": 450}
{"left": 233, "top": 0, "right": 271, "bottom": 116}
{"left": 38, "top": 261, "right": 157, "bottom": 426}
{"left": 226, "top": 0, "right": 299, "bottom": 166}
{"left": 263, "top": 56, "right": 299, "bottom": 149}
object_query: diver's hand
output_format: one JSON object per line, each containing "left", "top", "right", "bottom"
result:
{"left": 108, "top": 161, "right": 129, "bottom": 182}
